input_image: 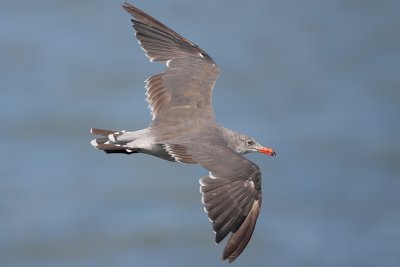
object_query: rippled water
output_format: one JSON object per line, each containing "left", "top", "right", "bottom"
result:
{"left": 1, "top": 1, "right": 399, "bottom": 266}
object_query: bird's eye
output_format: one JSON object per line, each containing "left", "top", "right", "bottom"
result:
{"left": 246, "top": 140, "right": 254, "bottom": 146}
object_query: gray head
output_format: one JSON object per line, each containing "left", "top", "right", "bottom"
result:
{"left": 232, "top": 133, "right": 276, "bottom": 156}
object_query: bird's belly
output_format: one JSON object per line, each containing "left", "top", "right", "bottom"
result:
{"left": 140, "top": 143, "right": 177, "bottom": 162}
{"left": 126, "top": 138, "right": 176, "bottom": 162}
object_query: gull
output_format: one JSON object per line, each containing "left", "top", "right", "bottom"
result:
{"left": 90, "top": 2, "right": 276, "bottom": 262}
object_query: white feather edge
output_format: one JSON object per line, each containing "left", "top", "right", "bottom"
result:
{"left": 163, "top": 144, "right": 183, "bottom": 163}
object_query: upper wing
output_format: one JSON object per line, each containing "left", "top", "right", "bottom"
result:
{"left": 122, "top": 3, "right": 220, "bottom": 126}
{"left": 190, "top": 144, "right": 263, "bottom": 262}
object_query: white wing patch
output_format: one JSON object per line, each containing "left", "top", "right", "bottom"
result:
{"left": 209, "top": 172, "right": 218, "bottom": 180}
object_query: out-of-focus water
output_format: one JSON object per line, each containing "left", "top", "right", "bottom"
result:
{"left": 1, "top": 1, "right": 399, "bottom": 266}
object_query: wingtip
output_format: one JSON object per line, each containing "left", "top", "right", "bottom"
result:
{"left": 122, "top": 2, "right": 144, "bottom": 18}
{"left": 122, "top": 2, "right": 131, "bottom": 10}
{"left": 222, "top": 201, "right": 261, "bottom": 263}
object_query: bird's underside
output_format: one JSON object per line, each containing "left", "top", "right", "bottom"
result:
{"left": 90, "top": 2, "right": 275, "bottom": 263}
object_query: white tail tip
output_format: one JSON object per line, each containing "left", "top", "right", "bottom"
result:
{"left": 90, "top": 139, "right": 98, "bottom": 147}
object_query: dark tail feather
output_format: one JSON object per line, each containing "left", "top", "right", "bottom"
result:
{"left": 90, "top": 128, "right": 115, "bottom": 136}
{"left": 90, "top": 128, "right": 137, "bottom": 154}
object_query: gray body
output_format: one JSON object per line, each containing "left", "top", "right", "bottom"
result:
{"left": 92, "top": 123, "right": 266, "bottom": 162}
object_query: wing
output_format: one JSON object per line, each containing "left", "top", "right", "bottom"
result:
{"left": 190, "top": 144, "right": 262, "bottom": 262}
{"left": 122, "top": 3, "right": 220, "bottom": 127}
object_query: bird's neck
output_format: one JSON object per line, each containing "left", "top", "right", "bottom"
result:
{"left": 217, "top": 126, "right": 246, "bottom": 155}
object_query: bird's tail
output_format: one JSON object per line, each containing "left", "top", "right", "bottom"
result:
{"left": 90, "top": 128, "right": 138, "bottom": 154}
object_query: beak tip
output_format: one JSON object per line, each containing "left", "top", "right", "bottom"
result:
{"left": 257, "top": 147, "right": 276, "bottom": 157}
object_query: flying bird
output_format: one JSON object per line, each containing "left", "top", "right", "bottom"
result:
{"left": 90, "top": 2, "right": 276, "bottom": 262}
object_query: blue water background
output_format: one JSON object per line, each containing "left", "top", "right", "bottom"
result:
{"left": 1, "top": 0, "right": 399, "bottom": 266}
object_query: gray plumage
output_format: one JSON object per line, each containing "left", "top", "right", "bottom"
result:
{"left": 90, "top": 2, "right": 276, "bottom": 263}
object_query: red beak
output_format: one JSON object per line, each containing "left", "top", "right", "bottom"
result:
{"left": 257, "top": 147, "right": 276, "bottom": 156}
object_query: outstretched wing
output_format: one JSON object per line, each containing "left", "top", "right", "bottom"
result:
{"left": 122, "top": 3, "right": 220, "bottom": 127}
{"left": 191, "top": 144, "right": 263, "bottom": 262}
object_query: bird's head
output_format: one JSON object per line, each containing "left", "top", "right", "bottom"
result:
{"left": 236, "top": 135, "right": 276, "bottom": 156}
